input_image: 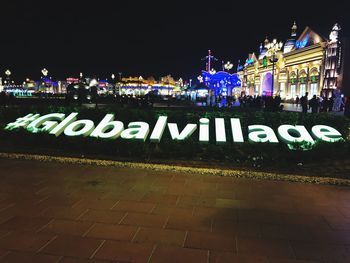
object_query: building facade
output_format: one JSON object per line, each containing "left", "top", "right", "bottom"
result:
{"left": 237, "top": 22, "right": 348, "bottom": 100}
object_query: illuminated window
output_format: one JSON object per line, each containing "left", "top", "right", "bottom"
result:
{"left": 310, "top": 83, "right": 318, "bottom": 97}
{"left": 290, "top": 85, "right": 296, "bottom": 98}
{"left": 279, "top": 83, "right": 285, "bottom": 98}
{"left": 300, "top": 84, "right": 306, "bottom": 96}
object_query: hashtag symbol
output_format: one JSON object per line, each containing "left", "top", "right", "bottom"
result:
{"left": 5, "top": 114, "right": 41, "bottom": 131}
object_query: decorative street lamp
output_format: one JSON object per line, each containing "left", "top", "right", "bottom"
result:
{"left": 209, "top": 68, "right": 216, "bottom": 75}
{"left": 224, "top": 61, "right": 233, "bottom": 72}
{"left": 41, "top": 68, "right": 48, "bottom": 77}
{"left": 79, "top": 72, "right": 83, "bottom": 79}
{"left": 189, "top": 79, "right": 192, "bottom": 87}
{"left": 266, "top": 39, "right": 283, "bottom": 96}
{"left": 111, "top": 74, "right": 115, "bottom": 81}
{"left": 197, "top": 75, "right": 203, "bottom": 83}
{"left": 5, "top": 69, "right": 11, "bottom": 77}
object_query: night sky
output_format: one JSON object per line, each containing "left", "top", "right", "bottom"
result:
{"left": 1, "top": 0, "right": 348, "bottom": 82}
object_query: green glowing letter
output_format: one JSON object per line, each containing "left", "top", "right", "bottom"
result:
{"left": 120, "top": 122, "right": 149, "bottom": 141}
{"left": 248, "top": 125, "right": 279, "bottom": 143}
{"left": 90, "top": 114, "right": 124, "bottom": 139}
{"left": 311, "top": 125, "right": 343, "bottom": 142}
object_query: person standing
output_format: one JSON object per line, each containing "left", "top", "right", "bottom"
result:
{"left": 295, "top": 95, "right": 300, "bottom": 107}
{"left": 309, "top": 95, "right": 320, "bottom": 113}
{"left": 300, "top": 92, "right": 309, "bottom": 113}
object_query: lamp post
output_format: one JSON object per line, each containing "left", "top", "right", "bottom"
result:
{"left": 266, "top": 39, "right": 283, "bottom": 96}
{"left": 224, "top": 61, "right": 233, "bottom": 72}
{"left": 5, "top": 70, "right": 11, "bottom": 88}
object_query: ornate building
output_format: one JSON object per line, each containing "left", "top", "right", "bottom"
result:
{"left": 237, "top": 22, "right": 347, "bottom": 99}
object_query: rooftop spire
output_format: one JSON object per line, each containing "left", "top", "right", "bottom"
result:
{"left": 291, "top": 21, "right": 297, "bottom": 37}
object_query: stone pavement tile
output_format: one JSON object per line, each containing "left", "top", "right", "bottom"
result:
{"left": 0, "top": 216, "right": 52, "bottom": 232}
{"left": 323, "top": 215, "right": 350, "bottom": 230}
{"left": 215, "top": 198, "right": 255, "bottom": 209}
{"left": 193, "top": 207, "right": 237, "bottom": 220}
{"left": 268, "top": 258, "right": 320, "bottom": 263}
{"left": 237, "top": 210, "right": 286, "bottom": 224}
{"left": 85, "top": 223, "right": 137, "bottom": 241}
{"left": 1, "top": 203, "right": 48, "bottom": 218}
{"left": 0, "top": 231, "right": 55, "bottom": 252}
{"left": 39, "top": 196, "right": 81, "bottom": 207}
{"left": 282, "top": 214, "right": 331, "bottom": 230}
{"left": 1, "top": 251, "right": 60, "bottom": 263}
{"left": 112, "top": 200, "right": 155, "bottom": 213}
{"left": 141, "top": 193, "right": 179, "bottom": 205}
{"left": 150, "top": 245, "right": 208, "bottom": 263}
{"left": 59, "top": 257, "right": 115, "bottom": 263}
{"left": 212, "top": 219, "right": 261, "bottom": 238}
{"left": 40, "top": 206, "right": 87, "bottom": 220}
{"left": 133, "top": 227, "right": 186, "bottom": 246}
{"left": 42, "top": 235, "right": 103, "bottom": 259}
{"left": 121, "top": 212, "right": 168, "bottom": 228}
{"left": 209, "top": 251, "right": 269, "bottom": 263}
{"left": 93, "top": 240, "right": 154, "bottom": 262}
{"left": 74, "top": 199, "right": 118, "bottom": 210}
{"left": 166, "top": 215, "right": 212, "bottom": 232}
{"left": 78, "top": 209, "right": 126, "bottom": 224}
{"left": 40, "top": 219, "right": 93, "bottom": 236}
{"left": 151, "top": 205, "right": 193, "bottom": 217}
{"left": 177, "top": 195, "right": 216, "bottom": 207}
{"left": 102, "top": 191, "right": 146, "bottom": 202}
{"left": 237, "top": 237, "right": 294, "bottom": 259}
{"left": 310, "top": 229, "right": 350, "bottom": 245}
{"left": 291, "top": 242, "right": 350, "bottom": 262}
{"left": 261, "top": 224, "right": 315, "bottom": 242}
{"left": 184, "top": 231, "right": 236, "bottom": 252}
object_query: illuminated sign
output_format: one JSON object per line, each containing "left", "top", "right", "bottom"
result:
{"left": 4, "top": 113, "right": 344, "bottom": 147}
{"left": 296, "top": 34, "right": 309, "bottom": 49}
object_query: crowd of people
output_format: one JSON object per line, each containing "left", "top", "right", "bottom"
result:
{"left": 294, "top": 92, "right": 347, "bottom": 114}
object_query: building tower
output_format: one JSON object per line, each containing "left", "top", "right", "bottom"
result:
{"left": 322, "top": 23, "right": 342, "bottom": 97}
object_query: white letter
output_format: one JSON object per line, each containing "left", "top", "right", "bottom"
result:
{"left": 27, "top": 113, "right": 65, "bottom": 133}
{"left": 168, "top": 123, "right": 197, "bottom": 140}
{"left": 248, "top": 125, "right": 279, "bottom": 143}
{"left": 150, "top": 116, "right": 167, "bottom": 142}
{"left": 50, "top": 112, "right": 78, "bottom": 137}
{"left": 120, "top": 122, "right": 149, "bottom": 141}
{"left": 64, "top": 120, "right": 95, "bottom": 137}
{"left": 311, "top": 125, "right": 343, "bottom": 142}
{"left": 278, "top": 125, "right": 314, "bottom": 144}
{"left": 90, "top": 114, "right": 124, "bottom": 139}
{"left": 199, "top": 118, "right": 209, "bottom": 143}
{"left": 215, "top": 118, "right": 226, "bottom": 144}
{"left": 231, "top": 118, "right": 244, "bottom": 143}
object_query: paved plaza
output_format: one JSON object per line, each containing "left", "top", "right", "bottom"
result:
{"left": 1, "top": 159, "right": 350, "bottom": 262}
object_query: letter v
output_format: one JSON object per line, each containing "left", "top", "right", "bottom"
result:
{"left": 168, "top": 123, "right": 197, "bottom": 141}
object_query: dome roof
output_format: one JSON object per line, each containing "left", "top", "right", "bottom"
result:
{"left": 283, "top": 39, "right": 296, "bottom": 53}
{"left": 258, "top": 48, "right": 267, "bottom": 59}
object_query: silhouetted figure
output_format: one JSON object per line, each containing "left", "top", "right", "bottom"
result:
{"left": 300, "top": 92, "right": 309, "bottom": 113}
{"left": 295, "top": 95, "right": 300, "bottom": 107}
{"left": 344, "top": 96, "right": 350, "bottom": 118}
{"left": 309, "top": 95, "right": 319, "bottom": 113}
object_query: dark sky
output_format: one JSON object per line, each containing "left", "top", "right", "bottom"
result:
{"left": 1, "top": 0, "right": 348, "bottom": 82}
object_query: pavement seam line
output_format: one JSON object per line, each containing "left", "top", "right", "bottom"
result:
{"left": 131, "top": 226, "right": 141, "bottom": 242}
{"left": 36, "top": 218, "right": 55, "bottom": 233}
{"left": 89, "top": 239, "right": 106, "bottom": 259}
{"left": 182, "top": 230, "right": 189, "bottom": 247}
{"left": 82, "top": 223, "right": 96, "bottom": 237}
{"left": 36, "top": 235, "right": 57, "bottom": 253}
{"left": 110, "top": 200, "right": 120, "bottom": 210}
{"left": 1, "top": 152, "right": 350, "bottom": 186}
{"left": 147, "top": 244, "right": 158, "bottom": 263}
{"left": 118, "top": 212, "right": 128, "bottom": 225}
{"left": 75, "top": 209, "right": 89, "bottom": 220}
